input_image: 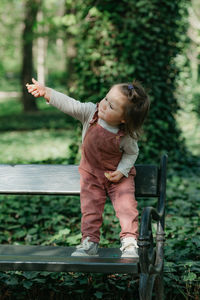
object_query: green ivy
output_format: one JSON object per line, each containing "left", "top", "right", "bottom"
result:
{"left": 68, "top": 0, "right": 189, "bottom": 163}
{"left": 0, "top": 165, "right": 199, "bottom": 299}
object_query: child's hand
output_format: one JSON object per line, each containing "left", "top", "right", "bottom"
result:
{"left": 26, "top": 78, "right": 46, "bottom": 98}
{"left": 104, "top": 170, "right": 124, "bottom": 182}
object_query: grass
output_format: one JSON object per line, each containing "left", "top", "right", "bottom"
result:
{"left": 0, "top": 129, "right": 74, "bottom": 164}
{"left": 0, "top": 96, "right": 64, "bottom": 116}
{"left": 0, "top": 96, "right": 78, "bottom": 163}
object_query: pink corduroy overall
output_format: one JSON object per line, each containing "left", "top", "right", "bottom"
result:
{"left": 79, "top": 108, "right": 138, "bottom": 243}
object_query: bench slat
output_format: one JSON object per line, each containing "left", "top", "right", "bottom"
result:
{"left": 0, "top": 165, "right": 80, "bottom": 195}
{"left": 0, "top": 245, "right": 138, "bottom": 273}
{"left": 0, "top": 164, "right": 158, "bottom": 197}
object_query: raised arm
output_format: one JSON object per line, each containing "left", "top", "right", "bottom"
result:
{"left": 26, "top": 78, "right": 52, "bottom": 102}
{"left": 26, "top": 78, "right": 96, "bottom": 125}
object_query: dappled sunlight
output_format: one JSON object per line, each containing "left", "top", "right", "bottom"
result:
{"left": 177, "top": 108, "right": 200, "bottom": 156}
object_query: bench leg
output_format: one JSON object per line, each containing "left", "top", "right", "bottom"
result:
{"left": 139, "top": 273, "right": 155, "bottom": 300}
{"left": 154, "top": 273, "right": 164, "bottom": 300}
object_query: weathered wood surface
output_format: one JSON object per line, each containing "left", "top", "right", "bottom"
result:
{"left": 0, "top": 245, "right": 139, "bottom": 273}
{"left": 0, "top": 164, "right": 158, "bottom": 196}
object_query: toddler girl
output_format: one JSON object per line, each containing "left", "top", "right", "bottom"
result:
{"left": 26, "top": 78, "right": 150, "bottom": 257}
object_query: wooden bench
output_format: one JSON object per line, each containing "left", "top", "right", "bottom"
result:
{"left": 0, "top": 154, "right": 167, "bottom": 300}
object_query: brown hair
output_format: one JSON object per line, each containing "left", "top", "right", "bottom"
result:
{"left": 116, "top": 80, "right": 150, "bottom": 139}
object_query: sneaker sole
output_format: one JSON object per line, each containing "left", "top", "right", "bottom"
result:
{"left": 71, "top": 252, "right": 99, "bottom": 257}
{"left": 121, "top": 253, "right": 139, "bottom": 258}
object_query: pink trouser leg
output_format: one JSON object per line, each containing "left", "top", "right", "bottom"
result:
{"left": 80, "top": 170, "right": 106, "bottom": 243}
{"left": 107, "top": 175, "right": 138, "bottom": 239}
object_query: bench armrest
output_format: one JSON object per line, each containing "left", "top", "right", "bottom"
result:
{"left": 138, "top": 155, "right": 167, "bottom": 275}
{"left": 138, "top": 206, "right": 165, "bottom": 274}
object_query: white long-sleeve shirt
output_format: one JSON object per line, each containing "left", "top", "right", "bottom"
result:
{"left": 49, "top": 89, "right": 139, "bottom": 177}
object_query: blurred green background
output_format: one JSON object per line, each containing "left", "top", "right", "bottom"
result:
{"left": 0, "top": 0, "right": 199, "bottom": 299}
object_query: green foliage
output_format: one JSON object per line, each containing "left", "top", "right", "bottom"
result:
{"left": 0, "top": 1, "right": 22, "bottom": 85}
{"left": 164, "top": 168, "right": 200, "bottom": 298}
{"left": 0, "top": 0, "right": 67, "bottom": 93}
{"left": 0, "top": 98, "right": 79, "bottom": 164}
{"left": 0, "top": 0, "right": 199, "bottom": 298}
{"left": 0, "top": 195, "right": 81, "bottom": 246}
{"left": 0, "top": 97, "right": 199, "bottom": 298}
{"left": 0, "top": 165, "right": 199, "bottom": 299}
{"left": 0, "top": 97, "right": 77, "bottom": 131}
{"left": 68, "top": 0, "right": 189, "bottom": 163}
{"left": 0, "top": 101, "right": 199, "bottom": 299}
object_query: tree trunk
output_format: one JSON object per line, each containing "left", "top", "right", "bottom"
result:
{"left": 64, "top": 1, "right": 77, "bottom": 89}
{"left": 37, "top": 10, "right": 46, "bottom": 86}
{"left": 21, "top": 0, "right": 40, "bottom": 112}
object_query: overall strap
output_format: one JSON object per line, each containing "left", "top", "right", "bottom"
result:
{"left": 89, "top": 104, "right": 99, "bottom": 125}
{"left": 89, "top": 103, "right": 125, "bottom": 139}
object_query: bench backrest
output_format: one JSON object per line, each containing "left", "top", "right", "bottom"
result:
{"left": 0, "top": 164, "right": 159, "bottom": 197}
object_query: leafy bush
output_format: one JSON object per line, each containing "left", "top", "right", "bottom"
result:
{"left": 0, "top": 96, "right": 199, "bottom": 299}
{"left": 0, "top": 164, "right": 199, "bottom": 299}
{"left": 164, "top": 168, "right": 200, "bottom": 299}
{"left": 69, "top": 0, "right": 189, "bottom": 164}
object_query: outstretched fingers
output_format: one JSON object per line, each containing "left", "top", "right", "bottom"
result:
{"left": 32, "top": 78, "right": 38, "bottom": 85}
{"left": 26, "top": 78, "right": 41, "bottom": 98}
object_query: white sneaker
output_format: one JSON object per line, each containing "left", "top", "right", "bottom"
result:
{"left": 71, "top": 237, "right": 99, "bottom": 256}
{"left": 120, "top": 237, "right": 139, "bottom": 258}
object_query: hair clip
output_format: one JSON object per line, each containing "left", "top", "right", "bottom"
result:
{"left": 128, "top": 84, "right": 134, "bottom": 90}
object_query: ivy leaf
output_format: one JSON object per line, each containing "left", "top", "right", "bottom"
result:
{"left": 94, "top": 291, "right": 103, "bottom": 299}
{"left": 23, "top": 280, "right": 33, "bottom": 289}
{"left": 183, "top": 272, "right": 197, "bottom": 282}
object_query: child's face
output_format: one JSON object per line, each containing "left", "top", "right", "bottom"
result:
{"left": 98, "top": 85, "right": 128, "bottom": 126}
